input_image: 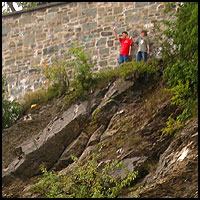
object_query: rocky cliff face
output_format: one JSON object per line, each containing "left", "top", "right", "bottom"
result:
{"left": 2, "top": 72, "right": 198, "bottom": 198}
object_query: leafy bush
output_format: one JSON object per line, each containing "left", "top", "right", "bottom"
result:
{"left": 39, "top": 59, "right": 70, "bottom": 96}
{"left": 68, "top": 45, "right": 96, "bottom": 91}
{"left": 153, "top": 2, "right": 198, "bottom": 122}
{"left": 2, "top": 76, "right": 22, "bottom": 129}
{"left": 161, "top": 116, "right": 182, "bottom": 136}
{"left": 32, "top": 153, "right": 138, "bottom": 198}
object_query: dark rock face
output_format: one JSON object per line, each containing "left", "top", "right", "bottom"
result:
{"left": 2, "top": 75, "right": 198, "bottom": 198}
{"left": 138, "top": 120, "right": 198, "bottom": 198}
{"left": 2, "top": 101, "right": 89, "bottom": 183}
{"left": 52, "top": 131, "right": 89, "bottom": 171}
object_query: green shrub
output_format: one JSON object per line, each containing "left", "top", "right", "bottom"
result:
{"left": 2, "top": 76, "right": 22, "bottom": 129}
{"left": 161, "top": 116, "right": 183, "bottom": 136}
{"left": 68, "top": 44, "right": 96, "bottom": 91}
{"left": 153, "top": 2, "right": 198, "bottom": 122}
{"left": 33, "top": 153, "right": 138, "bottom": 198}
{"left": 38, "top": 59, "right": 70, "bottom": 95}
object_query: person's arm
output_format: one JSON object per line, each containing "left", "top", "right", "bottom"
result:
{"left": 113, "top": 26, "right": 119, "bottom": 40}
{"left": 129, "top": 39, "right": 133, "bottom": 56}
{"left": 146, "top": 37, "right": 150, "bottom": 55}
{"left": 129, "top": 45, "right": 132, "bottom": 56}
{"left": 147, "top": 44, "right": 150, "bottom": 55}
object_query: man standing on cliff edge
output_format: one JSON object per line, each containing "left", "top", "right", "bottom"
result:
{"left": 113, "top": 26, "right": 133, "bottom": 66}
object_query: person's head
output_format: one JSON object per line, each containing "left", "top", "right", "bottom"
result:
{"left": 122, "top": 31, "right": 128, "bottom": 38}
{"left": 141, "top": 30, "right": 147, "bottom": 37}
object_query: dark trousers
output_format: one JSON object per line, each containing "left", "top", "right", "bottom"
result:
{"left": 136, "top": 51, "right": 147, "bottom": 62}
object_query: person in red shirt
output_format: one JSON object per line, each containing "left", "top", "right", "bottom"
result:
{"left": 113, "top": 26, "right": 133, "bottom": 65}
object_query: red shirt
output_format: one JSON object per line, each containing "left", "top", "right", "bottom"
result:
{"left": 119, "top": 38, "right": 133, "bottom": 56}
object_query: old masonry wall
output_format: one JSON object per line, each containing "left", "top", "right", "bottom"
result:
{"left": 2, "top": 2, "right": 171, "bottom": 101}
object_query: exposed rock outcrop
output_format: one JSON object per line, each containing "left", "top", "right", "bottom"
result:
{"left": 2, "top": 74, "right": 198, "bottom": 198}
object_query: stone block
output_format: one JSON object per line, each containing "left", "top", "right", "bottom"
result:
{"left": 135, "top": 2, "right": 148, "bottom": 7}
{"left": 99, "top": 60, "right": 108, "bottom": 67}
{"left": 31, "top": 57, "right": 41, "bottom": 66}
{"left": 43, "top": 45, "right": 58, "bottom": 55}
{"left": 8, "top": 41, "right": 16, "bottom": 48}
{"left": 24, "top": 35, "right": 35, "bottom": 46}
{"left": 126, "top": 13, "right": 141, "bottom": 24}
{"left": 19, "top": 15, "right": 32, "bottom": 24}
{"left": 114, "top": 7, "right": 123, "bottom": 14}
{"left": 107, "top": 40, "right": 114, "bottom": 47}
{"left": 96, "top": 38, "right": 107, "bottom": 46}
{"left": 99, "top": 48, "right": 109, "bottom": 55}
{"left": 83, "top": 22, "right": 97, "bottom": 32}
{"left": 36, "top": 33, "right": 46, "bottom": 40}
{"left": 85, "top": 42, "right": 95, "bottom": 48}
{"left": 125, "top": 9, "right": 136, "bottom": 15}
{"left": 2, "top": 26, "right": 11, "bottom": 36}
{"left": 54, "top": 26, "right": 63, "bottom": 33}
{"left": 105, "top": 16, "right": 115, "bottom": 23}
{"left": 45, "top": 13, "right": 57, "bottom": 23}
{"left": 104, "top": 27, "right": 111, "bottom": 31}
{"left": 5, "top": 59, "right": 15, "bottom": 66}
{"left": 85, "top": 7, "right": 97, "bottom": 17}
{"left": 101, "top": 32, "right": 113, "bottom": 37}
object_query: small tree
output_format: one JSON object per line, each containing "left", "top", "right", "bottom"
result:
{"left": 154, "top": 2, "right": 198, "bottom": 122}
{"left": 2, "top": 76, "right": 22, "bottom": 129}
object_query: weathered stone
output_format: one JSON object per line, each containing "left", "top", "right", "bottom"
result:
{"left": 101, "top": 31, "right": 113, "bottom": 36}
{"left": 2, "top": 26, "right": 11, "bottom": 36}
{"left": 19, "top": 16, "right": 32, "bottom": 24}
{"left": 135, "top": 2, "right": 148, "bottom": 7}
{"left": 85, "top": 7, "right": 97, "bottom": 17}
{"left": 83, "top": 22, "right": 97, "bottom": 31}
{"left": 96, "top": 38, "right": 107, "bottom": 46}
{"left": 78, "top": 145, "right": 97, "bottom": 162}
{"left": 99, "top": 60, "right": 108, "bottom": 67}
{"left": 5, "top": 59, "right": 15, "bottom": 66}
{"left": 105, "top": 16, "right": 115, "bottom": 23}
{"left": 114, "top": 7, "right": 123, "bottom": 14}
{"left": 45, "top": 13, "right": 57, "bottom": 23}
{"left": 24, "top": 35, "right": 35, "bottom": 46}
{"left": 99, "top": 48, "right": 109, "bottom": 55}
{"left": 125, "top": 9, "right": 136, "bottom": 15}
{"left": 8, "top": 41, "right": 16, "bottom": 48}
{"left": 2, "top": 101, "right": 89, "bottom": 180}
{"left": 87, "top": 125, "right": 106, "bottom": 147}
{"left": 110, "top": 156, "right": 148, "bottom": 179}
{"left": 43, "top": 45, "right": 58, "bottom": 55}
{"left": 53, "top": 132, "right": 89, "bottom": 171}
{"left": 107, "top": 40, "right": 114, "bottom": 47}
{"left": 86, "top": 42, "right": 95, "bottom": 48}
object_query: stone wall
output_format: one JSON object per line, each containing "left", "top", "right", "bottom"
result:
{"left": 2, "top": 2, "right": 170, "bottom": 101}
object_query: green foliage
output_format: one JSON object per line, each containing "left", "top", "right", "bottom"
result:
{"left": 38, "top": 59, "right": 70, "bottom": 96}
{"left": 68, "top": 44, "right": 96, "bottom": 91}
{"left": 153, "top": 2, "right": 198, "bottom": 123}
{"left": 161, "top": 116, "right": 183, "bottom": 136}
{"left": 2, "top": 76, "right": 22, "bottom": 129}
{"left": 93, "top": 59, "right": 159, "bottom": 88}
{"left": 33, "top": 153, "right": 138, "bottom": 198}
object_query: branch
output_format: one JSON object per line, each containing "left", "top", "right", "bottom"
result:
{"left": 7, "top": 2, "right": 16, "bottom": 12}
